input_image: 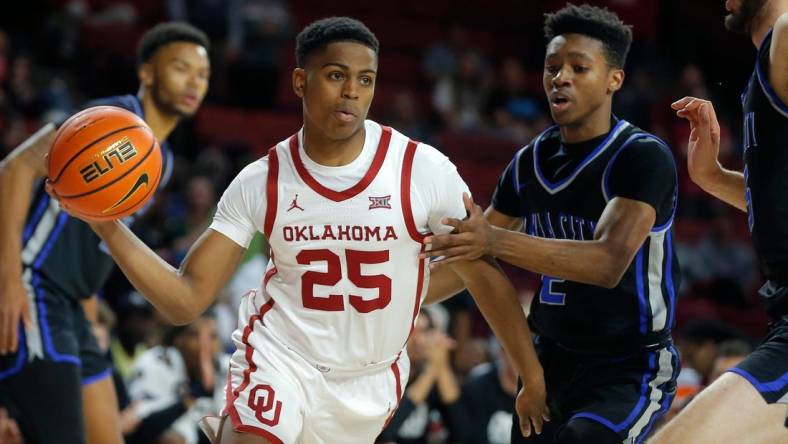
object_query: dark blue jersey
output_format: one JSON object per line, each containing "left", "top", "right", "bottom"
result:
{"left": 741, "top": 30, "right": 788, "bottom": 316}
{"left": 21, "top": 94, "right": 173, "bottom": 301}
{"left": 492, "top": 119, "right": 680, "bottom": 353}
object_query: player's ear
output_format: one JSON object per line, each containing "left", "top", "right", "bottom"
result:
{"left": 138, "top": 63, "right": 154, "bottom": 89}
{"left": 293, "top": 68, "right": 306, "bottom": 98}
{"left": 608, "top": 68, "right": 624, "bottom": 94}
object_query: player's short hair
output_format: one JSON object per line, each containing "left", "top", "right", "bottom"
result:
{"left": 295, "top": 16, "right": 379, "bottom": 68}
{"left": 544, "top": 3, "right": 633, "bottom": 68}
{"left": 137, "top": 22, "right": 210, "bottom": 66}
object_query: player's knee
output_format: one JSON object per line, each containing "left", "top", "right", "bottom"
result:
{"left": 556, "top": 418, "right": 620, "bottom": 444}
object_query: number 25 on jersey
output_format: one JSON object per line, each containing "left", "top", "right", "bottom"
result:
{"left": 296, "top": 249, "right": 392, "bottom": 313}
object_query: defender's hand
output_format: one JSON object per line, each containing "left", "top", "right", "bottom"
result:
{"left": 0, "top": 277, "right": 31, "bottom": 355}
{"left": 671, "top": 97, "right": 723, "bottom": 187}
{"left": 516, "top": 377, "right": 550, "bottom": 438}
{"left": 422, "top": 193, "right": 495, "bottom": 266}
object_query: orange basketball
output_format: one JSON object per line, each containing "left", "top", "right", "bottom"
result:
{"left": 48, "top": 106, "right": 162, "bottom": 221}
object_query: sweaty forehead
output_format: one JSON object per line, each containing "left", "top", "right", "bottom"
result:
{"left": 545, "top": 34, "right": 605, "bottom": 61}
{"left": 306, "top": 41, "right": 378, "bottom": 70}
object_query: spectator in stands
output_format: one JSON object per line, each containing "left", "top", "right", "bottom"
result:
{"left": 90, "top": 299, "right": 141, "bottom": 436}
{"left": 484, "top": 57, "right": 541, "bottom": 143}
{"left": 7, "top": 54, "right": 44, "bottom": 118}
{"left": 385, "top": 90, "right": 432, "bottom": 144}
{"left": 110, "top": 292, "right": 158, "bottom": 380}
{"left": 675, "top": 319, "right": 745, "bottom": 385}
{"left": 681, "top": 203, "right": 757, "bottom": 305}
{"left": 709, "top": 339, "right": 752, "bottom": 383}
{"left": 455, "top": 341, "right": 517, "bottom": 444}
{"left": 172, "top": 174, "right": 218, "bottom": 262}
{"left": 664, "top": 338, "right": 753, "bottom": 425}
{"left": 422, "top": 24, "right": 468, "bottom": 81}
{"left": 167, "top": 0, "right": 230, "bottom": 41}
{"left": 378, "top": 310, "right": 463, "bottom": 444}
{"left": 225, "top": 0, "right": 292, "bottom": 108}
{"left": 126, "top": 312, "right": 228, "bottom": 444}
{"left": 432, "top": 50, "right": 492, "bottom": 131}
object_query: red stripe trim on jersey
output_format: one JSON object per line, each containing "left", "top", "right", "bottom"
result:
{"left": 289, "top": 126, "right": 393, "bottom": 202}
{"left": 261, "top": 256, "right": 278, "bottom": 293}
{"left": 225, "top": 297, "right": 281, "bottom": 442}
{"left": 401, "top": 139, "right": 426, "bottom": 242}
{"left": 382, "top": 354, "right": 403, "bottom": 430}
{"left": 263, "top": 147, "right": 279, "bottom": 239}
{"left": 232, "top": 298, "right": 275, "bottom": 398}
{"left": 409, "top": 248, "right": 427, "bottom": 337}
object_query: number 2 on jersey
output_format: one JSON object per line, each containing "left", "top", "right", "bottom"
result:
{"left": 540, "top": 275, "right": 566, "bottom": 305}
{"left": 296, "top": 249, "right": 392, "bottom": 313}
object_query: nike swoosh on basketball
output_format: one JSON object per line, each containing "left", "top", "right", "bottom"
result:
{"left": 103, "top": 173, "right": 149, "bottom": 213}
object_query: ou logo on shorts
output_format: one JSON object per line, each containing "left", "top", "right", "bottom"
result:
{"left": 248, "top": 384, "right": 283, "bottom": 426}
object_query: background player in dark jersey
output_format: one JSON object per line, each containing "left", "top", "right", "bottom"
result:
{"left": 425, "top": 4, "right": 680, "bottom": 443}
{"left": 650, "top": 1, "right": 788, "bottom": 443}
{"left": 0, "top": 22, "right": 210, "bottom": 444}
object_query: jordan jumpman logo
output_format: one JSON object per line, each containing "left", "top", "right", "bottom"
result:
{"left": 287, "top": 194, "right": 304, "bottom": 212}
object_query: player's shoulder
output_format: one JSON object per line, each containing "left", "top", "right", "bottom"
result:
{"left": 612, "top": 128, "right": 676, "bottom": 170}
{"left": 623, "top": 128, "right": 673, "bottom": 156}
{"left": 83, "top": 94, "right": 142, "bottom": 116}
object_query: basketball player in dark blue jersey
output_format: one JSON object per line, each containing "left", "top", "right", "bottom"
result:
{"left": 425, "top": 4, "right": 681, "bottom": 443}
{"left": 0, "top": 22, "right": 210, "bottom": 444}
{"left": 651, "top": 1, "right": 788, "bottom": 443}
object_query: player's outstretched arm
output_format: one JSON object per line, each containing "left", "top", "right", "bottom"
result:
{"left": 447, "top": 256, "right": 547, "bottom": 438}
{"left": 87, "top": 220, "right": 245, "bottom": 325}
{"left": 427, "top": 194, "right": 655, "bottom": 288}
{"left": 0, "top": 124, "right": 55, "bottom": 354}
{"left": 771, "top": 12, "right": 788, "bottom": 104}
{"left": 671, "top": 97, "right": 747, "bottom": 211}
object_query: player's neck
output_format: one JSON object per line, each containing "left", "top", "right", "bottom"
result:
{"left": 139, "top": 92, "right": 180, "bottom": 142}
{"left": 301, "top": 125, "right": 367, "bottom": 167}
{"left": 558, "top": 107, "right": 612, "bottom": 144}
{"left": 750, "top": 1, "right": 788, "bottom": 47}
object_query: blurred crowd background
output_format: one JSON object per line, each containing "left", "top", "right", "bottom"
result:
{"left": 0, "top": 0, "right": 770, "bottom": 443}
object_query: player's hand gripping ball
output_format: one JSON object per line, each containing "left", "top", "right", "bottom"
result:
{"left": 47, "top": 106, "right": 162, "bottom": 221}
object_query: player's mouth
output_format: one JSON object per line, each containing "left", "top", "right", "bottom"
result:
{"left": 180, "top": 94, "right": 200, "bottom": 108}
{"left": 333, "top": 107, "right": 357, "bottom": 123}
{"left": 549, "top": 92, "right": 573, "bottom": 113}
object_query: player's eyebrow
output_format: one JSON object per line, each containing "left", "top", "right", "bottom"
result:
{"left": 321, "top": 62, "right": 376, "bottom": 74}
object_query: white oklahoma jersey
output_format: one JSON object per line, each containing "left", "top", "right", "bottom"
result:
{"left": 210, "top": 120, "right": 469, "bottom": 443}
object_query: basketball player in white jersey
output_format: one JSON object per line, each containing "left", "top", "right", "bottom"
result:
{"left": 54, "top": 17, "right": 548, "bottom": 444}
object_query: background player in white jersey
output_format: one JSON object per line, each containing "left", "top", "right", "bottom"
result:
{"left": 53, "top": 17, "right": 549, "bottom": 444}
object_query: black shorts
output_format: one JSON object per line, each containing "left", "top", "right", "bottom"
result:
{"left": 728, "top": 314, "right": 788, "bottom": 404}
{"left": 0, "top": 287, "right": 110, "bottom": 444}
{"left": 0, "top": 360, "right": 85, "bottom": 444}
{"left": 0, "top": 284, "right": 109, "bottom": 383}
{"left": 512, "top": 336, "right": 679, "bottom": 444}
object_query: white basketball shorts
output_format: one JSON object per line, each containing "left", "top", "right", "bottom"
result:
{"left": 224, "top": 290, "right": 410, "bottom": 443}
